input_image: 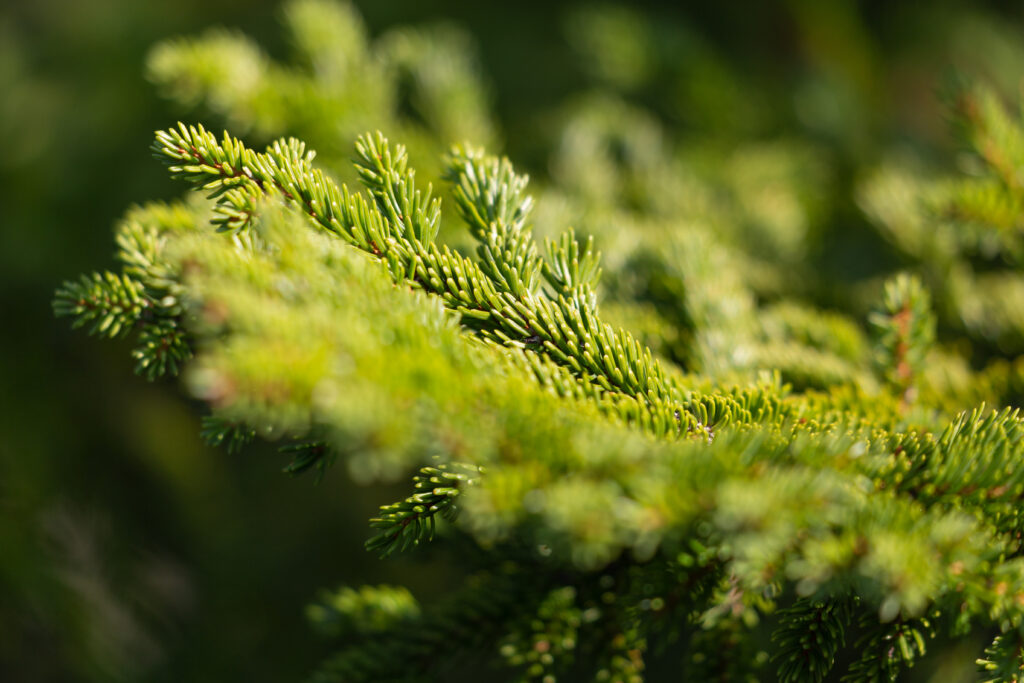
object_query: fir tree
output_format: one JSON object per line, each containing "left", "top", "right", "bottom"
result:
{"left": 54, "top": 1, "right": 1024, "bottom": 680}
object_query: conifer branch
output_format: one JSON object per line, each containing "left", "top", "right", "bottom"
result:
{"left": 870, "top": 273, "right": 936, "bottom": 405}
{"left": 978, "top": 627, "right": 1024, "bottom": 683}
{"left": 199, "top": 415, "right": 256, "bottom": 454}
{"left": 54, "top": 271, "right": 149, "bottom": 339}
{"left": 353, "top": 131, "right": 441, "bottom": 245}
{"left": 842, "top": 612, "right": 936, "bottom": 682}
{"left": 151, "top": 124, "right": 705, "bottom": 431}
{"left": 366, "top": 463, "right": 481, "bottom": 557}
{"left": 56, "top": 29, "right": 1024, "bottom": 675}
{"left": 280, "top": 440, "right": 333, "bottom": 481}
{"left": 445, "top": 142, "right": 540, "bottom": 297}
{"left": 772, "top": 597, "right": 854, "bottom": 682}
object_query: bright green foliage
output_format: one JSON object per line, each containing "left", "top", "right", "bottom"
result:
{"left": 53, "top": 1, "right": 1024, "bottom": 681}
{"left": 57, "top": 123, "right": 1024, "bottom": 681}
{"left": 54, "top": 271, "right": 148, "bottom": 339}
{"left": 53, "top": 201, "right": 197, "bottom": 380}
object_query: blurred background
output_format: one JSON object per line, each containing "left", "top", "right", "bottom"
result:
{"left": 3, "top": 0, "right": 1024, "bottom": 680}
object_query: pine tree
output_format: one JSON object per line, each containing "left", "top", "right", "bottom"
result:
{"left": 54, "top": 1, "right": 1024, "bottom": 680}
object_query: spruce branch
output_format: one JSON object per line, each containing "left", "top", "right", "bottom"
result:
{"left": 53, "top": 271, "right": 148, "bottom": 339}
{"left": 918, "top": 406, "right": 1024, "bottom": 506}
{"left": 543, "top": 228, "right": 602, "bottom": 303}
{"left": 132, "top": 319, "right": 191, "bottom": 379}
{"left": 280, "top": 440, "right": 333, "bottom": 481}
{"left": 842, "top": 612, "right": 936, "bottom": 682}
{"left": 353, "top": 131, "right": 441, "bottom": 245}
{"left": 199, "top": 415, "right": 256, "bottom": 454}
{"left": 54, "top": 268, "right": 191, "bottom": 380}
{"left": 978, "top": 627, "right": 1024, "bottom": 683}
{"left": 772, "top": 597, "right": 854, "bottom": 683}
{"left": 444, "top": 142, "right": 540, "bottom": 297}
{"left": 869, "top": 273, "right": 936, "bottom": 405}
{"left": 67, "top": 187, "right": 1024, "bottom": 632}
{"left": 151, "top": 123, "right": 712, "bottom": 433}
{"left": 366, "top": 462, "right": 482, "bottom": 557}
{"left": 55, "top": 36, "right": 1024, "bottom": 677}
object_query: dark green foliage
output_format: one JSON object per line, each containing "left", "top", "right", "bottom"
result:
{"left": 280, "top": 440, "right": 333, "bottom": 480}
{"left": 366, "top": 462, "right": 480, "bottom": 557}
{"left": 199, "top": 415, "right": 256, "bottom": 454}
{"left": 773, "top": 598, "right": 855, "bottom": 682}
{"left": 307, "top": 565, "right": 548, "bottom": 682}
{"left": 978, "top": 627, "right": 1024, "bottom": 683}
{"left": 843, "top": 612, "right": 936, "bottom": 682}
{"left": 306, "top": 584, "right": 420, "bottom": 639}
{"left": 499, "top": 586, "right": 585, "bottom": 681}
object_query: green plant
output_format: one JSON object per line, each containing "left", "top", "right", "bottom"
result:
{"left": 54, "top": 1, "right": 1024, "bottom": 680}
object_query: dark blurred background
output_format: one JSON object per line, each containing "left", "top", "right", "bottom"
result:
{"left": 3, "top": 1, "right": 1024, "bottom": 680}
